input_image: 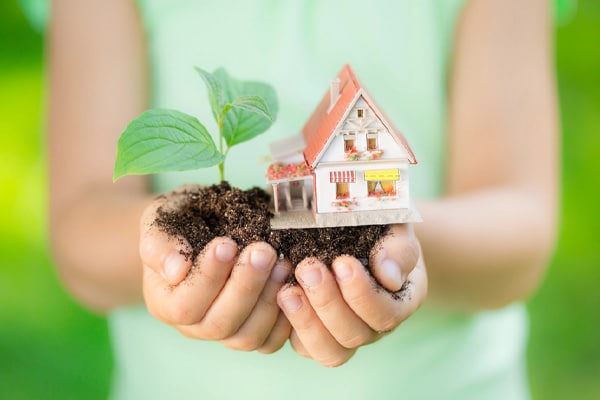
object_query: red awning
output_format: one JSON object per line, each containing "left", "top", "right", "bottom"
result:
{"left": 330, "top": 170, "right": 355, "bottom": 183}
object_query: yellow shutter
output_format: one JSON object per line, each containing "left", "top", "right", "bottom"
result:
{"left": 364, "top": 169, "right": 399, "bottom": 181}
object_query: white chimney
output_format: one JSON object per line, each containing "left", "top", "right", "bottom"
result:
{"left": 328, "top": 78, "right": 341, "bottom": 113}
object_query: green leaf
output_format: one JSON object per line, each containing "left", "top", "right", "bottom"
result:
{"left": 195, "top": 67, "right": 224, "bottom": 123}
{"left": 230, "top": 95, "right": 274, "bottom": 121}
{"left": 214, "top": 68, "right": 278, "bottom": 147}
{"left": 113, "top": 109, "right": 223, "bottom": 181}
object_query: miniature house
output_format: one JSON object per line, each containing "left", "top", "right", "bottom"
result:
{"left": 267, "top": 64, "right": 421, "bottom": 229}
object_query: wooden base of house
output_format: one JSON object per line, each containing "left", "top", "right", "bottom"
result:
{"left": 270, "top": 206, "right": 422, "bottom": 230}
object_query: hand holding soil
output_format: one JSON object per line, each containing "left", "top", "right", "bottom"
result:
{"left": 139, "top": 186, "right": 293, "bottom": 353}
{"left": 114, "top": 67, "right": 427, "bottom": 365}
{"left": 139, "top": 183, "right": 428, "bottom": 366}
{"left": 278, "top": 223, "right": 427, "bottom": 367}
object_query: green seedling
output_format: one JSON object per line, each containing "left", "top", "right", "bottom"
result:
{"left": 113, "top": 68, "right": 278, "bottom": 182}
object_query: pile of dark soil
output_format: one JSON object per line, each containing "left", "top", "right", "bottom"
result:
{"left": 155, "top": 182, "right": 390, "bottom": 279}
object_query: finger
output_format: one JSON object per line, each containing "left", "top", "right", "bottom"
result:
{"left": 257, "top": 312, "right": 292, "bottom": 354}
{"left": 295, "top": 258, "right": 376, "bottom": 349}
{"left": 180, "top": 242, "right": 277, "bottom": 340}
{"left": 220, "top": 260, "right": 292, "bottom": 351}
{"left": 144, "top": 237, "right": 238, "bottom": 326}
{"left": 139, "top": 198, "right": 193, "bottom": 285}
{"left": 278, "top": 283, "right": 356, "bottom": 367}
{"left": 370, "top": 224, "right": 420, "bottom": 292}
{"left": 332, "top": 253, "right": 427, "bottom": 333}
{"left": 140, "top": 226, "right": 192, "bottom": 286}
{"left": 289, "top": 329, "right": 310, "bottom": 359}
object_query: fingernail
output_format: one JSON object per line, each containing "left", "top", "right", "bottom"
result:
{"left": 270, "top": 262, "right": 290, "bottom": 283}
{"left": 381, "top": 258, "right": 403, "bottom": 288}
{"left": 299, "top": 268, "right": 322, "bottom": 288}
{"left": 251, "top": 248, "right": 274, "bottom": 271}
{"left": 281, "top": 294, "right": 303, "bottom": 312}
{"left": 333, "top": 261, "right": 353, "bottom": 283}
{"left": 163, "top": 253, "right": 187, "bottom": 283}
{"left": 215, "top": 241, "right": 237, "bottom": 263}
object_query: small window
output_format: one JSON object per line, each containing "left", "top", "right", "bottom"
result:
{"left": 367, "top": 131, "right": 378, "bottom": 151}
{"left": 367, "top": 181, "right": 396, "bottom": 197}
{"left": 344, "top": 133, "right": 356, "bottom": 152}
{"left": 356, "top": 108, "right": 365, "bottom": 119}
{"left": 336, "top": 182, "right": 350, "bottom": 199}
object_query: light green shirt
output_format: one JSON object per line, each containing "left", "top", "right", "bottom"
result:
{"left": 24, "top": 0, "right": 532, "bottom": 398}
{"left": 114, "top": 1, "right": 530, "bottom": 399}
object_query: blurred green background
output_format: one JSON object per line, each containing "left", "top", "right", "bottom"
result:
{"left": 1, "top": 1, "right": 598, "bottom": 399}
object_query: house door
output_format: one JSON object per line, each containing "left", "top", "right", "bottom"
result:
{"left": 288, "top": 180, "right": 307, "bottom": 210}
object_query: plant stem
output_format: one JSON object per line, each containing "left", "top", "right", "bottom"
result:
{"left": 218, "top": 161, "right": 225, "bottom": 182}
{"left": 217, "top": 116, "right": 225, "bottom": 182}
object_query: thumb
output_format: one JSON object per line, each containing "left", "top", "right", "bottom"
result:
{"left": 140, "top": 227, "right": 192, "bottom": 286}
{"left": 139, "top": 200, "right": 192, "bottom": 286}
{"left": 370, "top": 224, "right": 420, "bottom": 292}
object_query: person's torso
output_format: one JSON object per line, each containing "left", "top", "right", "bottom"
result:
{"left": 110, "top": 2, "right": 530, "bottom": 399}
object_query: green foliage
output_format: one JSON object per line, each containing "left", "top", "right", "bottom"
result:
{"left": 113, "top": 109, "right": 224, "bottom": 181}
{"left": 114, "top": 68, "right": 277, "bottom": 182}
{"left": 211, "top": 68, "right": 278, "bottom": 148}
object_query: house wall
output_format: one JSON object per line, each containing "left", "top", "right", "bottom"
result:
{"left": 314, "top": 162, "right": 410, "bottom": 214}
{"left": 319, "top": 97, "right": 410, "bottom": 164}
{"left": 312, "top": 96, "right": 412, "bottom": 214}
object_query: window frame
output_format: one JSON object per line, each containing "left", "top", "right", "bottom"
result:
{"left": 336, "top": 182, "right": 350, "bottom": 199}
{"left": 366, "top": 130, "right": 379, "bottom": 151}
{"left": 343, "top": 132, "right": 356, "bottom": 152}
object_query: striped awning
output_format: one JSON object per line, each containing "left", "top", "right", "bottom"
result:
{"left": 330, "top": 170, "right": 355, "bottom": 183}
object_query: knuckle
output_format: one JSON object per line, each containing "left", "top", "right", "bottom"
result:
{"left": 232, "top": 272, "right": 261, "bottom": 295}
{"left": 310, "top": 291, "right": 338, "bottom": 312}
{"left": 257, "top": 292, "right": 279, "bottom": 310}
{"left": 203, "top": 316, "right": 235, "bottom": 340}
{"left": 196, "top": 268, "right": 222, "bottom": 289}
{"left": 167, "top": 301, "right": 200, "bottom": 326}
{"left": 343, "top": 289, "right": 372, "bottom": 311}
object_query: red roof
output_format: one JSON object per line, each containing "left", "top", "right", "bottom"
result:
{"left": 302, "top": 64, "right": 417, "bottom": 168}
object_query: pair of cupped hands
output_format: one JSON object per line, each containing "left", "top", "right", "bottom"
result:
{"left": 140, "top": 188, "right": 427, "bottom": 367}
